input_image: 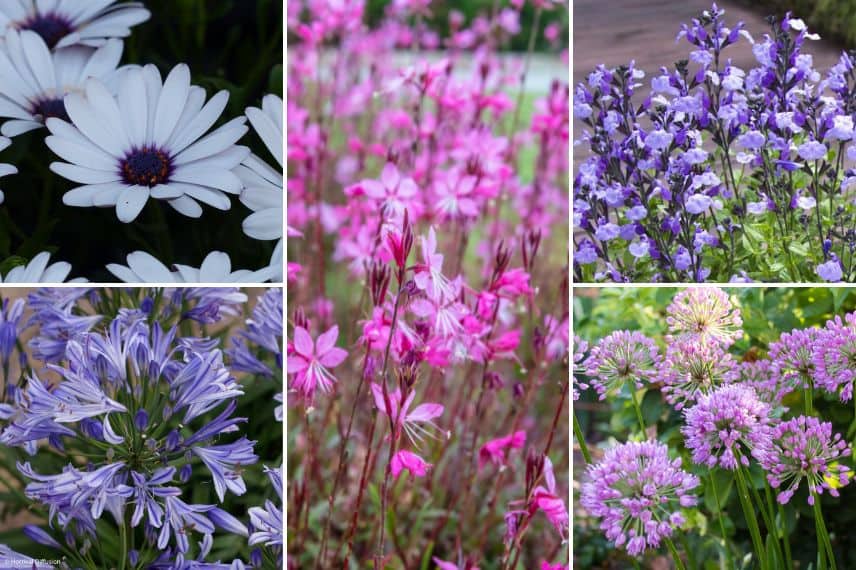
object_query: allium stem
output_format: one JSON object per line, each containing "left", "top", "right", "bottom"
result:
{"left": 734, "top": 464, "right": 767, "bottom": 570}
{"left": 630, "top": 389, "right": 647, "bottom": 437}
{"left": 664, "top": 536, "right": 686, "bottom": 570}
{"left": 812, "top": 490, "right": 837, "bottom": 570}
{"left": 777, "top": 501, "right": 793, "bottom": 569}
{"left": 709, "top": 473, "right": 733, "bottom": 568}
{"left": 573, "top": 412, "right": 592, "bottom": 465}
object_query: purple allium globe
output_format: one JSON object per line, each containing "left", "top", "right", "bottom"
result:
{"left": 812, "top": 313, "right": 856, "bottom": 401}
{"left": 580, "top": 440, "right": 699, "bottom": 556}
{"left": 738, "top": 359, "right": 794, "bottom": 404}
{"left": 761, "top": 415, "right": 851, "bottom": 505}
{"left": 666, "top": 288, "right": 743, "bottom": 347}
{"left": 769, "top": 327, "right": 819, "bottom": 391}
{"left": 660, "top": 337, "right": 739, "bottom": 410}
{"left": 584, "top": 331, "right": 661, "bottom": 400}
{"left": 682, "top": 384, "right": 774, "bottom": 469}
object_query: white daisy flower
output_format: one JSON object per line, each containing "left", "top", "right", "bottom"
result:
{"left": 0, "top": 137, "right": 17, "bottom": 203}
{"left": 0, "top": 1, "right": 150, "bottom": 49}
{"left": 0, "top": 30, "right": 123, "bottom": 137}
{"left": 107, "top": 250, "right": 275, "bottom": 283}
{"left": 45, "top": 63, "right": 251, "bottom": 223}
{"left": 236, "top": 94, "right": 283, "bottom": 245}
{"left": 0, "top": 251, "right": 84, "bottom": 283}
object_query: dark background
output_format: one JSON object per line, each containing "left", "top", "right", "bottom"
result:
{"left": 0, "top": 0, "right": 283, "bottom": 281}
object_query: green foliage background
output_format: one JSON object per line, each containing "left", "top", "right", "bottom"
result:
{"left": 749, "top": 0, "right": 856, "bottom": 48}
{"left": 573, "top": 287, "right": 856, "bottom": 569}
{"left": 0, "top": 0, "right": 282, "bottom": 281}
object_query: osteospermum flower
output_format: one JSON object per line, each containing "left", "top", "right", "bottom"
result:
{"left": 665, "top": 287, "right": 743, "bottom": 347}
{"left": 46, "top": 63, "right": 250, "bottom": 222}
{"left": 288, "top": 325, "right": 348, "bottom": 401}
{"left": 584, "top": 330, "right": 661, "bottom": 399}
{"left": 0, "top": 1, "right": 149, "bottom": 49}
{"left": 0, "top": 251, "right": 82, "bottom": 283}
{"left": 761, "top": 415, "right": 851, "bottom": 505}
{"left": 0, "top": 30, "right": 123, "bottom": 137}
{"left": 812, "top": 313, "right": 856, "bottom": 401}
{"left": 106, "top": 250, "right": 273, "bottom": 283}
{"left": 682, "top": 384, "right": 773, "bottom": 469}
{"left": 580, "top": 440, "right": 699, "bottom": 556}
{"left": 660, "top": 337, "right": 739, "bottom": 410}
{"left": 237, "top": 94, "right": 283, "bottom": 246}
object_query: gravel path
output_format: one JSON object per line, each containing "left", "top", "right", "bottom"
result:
{"left": 572, "top": 0, "right": 846, "bottom": 163}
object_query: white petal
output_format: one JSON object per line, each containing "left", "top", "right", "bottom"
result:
{"left": 167, "top": 90, "right": 229, "bottom": 153}
{"left": 170, "top": 166, "right": 243, "bottom": 193}
{"left": 64, "top": 92, "right": 123, "bottom": 156}
{"left": 242, "top": 208, "right": 282, "bottom": 241}
{"left": 51, "top": 162, "right": 121, "bottom": 184}
{"left": 45, "top": 134, "right": 117, "bottom": 171}
{"left": 167, "top": 195, "right": 202, "bottom": 217}
{"left": 1, "top": 120, "right": 42, "bottom": 137}
{"left": 246, "top": 105, "right": 282, "bottom": 167}
{"left": 198, "top": 251, "right": 231, "bottom": 281}
{"left": 173, "top": 119, "right": 246, "bottom": 165}
{"left": 115, "top": 185, "right": 149, "bottom": 222}
{"left": 126, "top": 251, "right": 175, "bottom": 281}
{"left": 63, "top": 182, "right": 125, "bottom": 206}
{"left": 153, "top": 63, "right": 190, "bottom": 146}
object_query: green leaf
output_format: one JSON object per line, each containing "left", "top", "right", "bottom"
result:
{"left": 640, "top": 389, "right": 663, "bottom": 426}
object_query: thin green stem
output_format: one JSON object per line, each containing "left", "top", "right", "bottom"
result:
{"left": 734, "top": 465, "right": 767, "bottom": 570}
{"left": 812, "top": 491, "right": 836, "bottom": 570}
{"left": 664, "top": 536, "right": 687, "bottom": 570}
{"left": 777, "top": 501, "right": 793, "bottom": 570}
{"left": 573, "top": 412, "right": 592, "bottom": 464}
{"left": 710, "top": 474, "right": 733, "bottom": 568}
{"left": 805, "top": 381, "right": 814, "bottom": 415}
{"left": 630, "top": 389, "right": 647, "bottom": 437}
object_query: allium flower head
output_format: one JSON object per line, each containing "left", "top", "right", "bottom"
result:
{"left": 738, "top": 359, "right": 794, "bottom": 403}
{"left": 660, "top": 337, "right": 739, "bottom": 409}
{"left": 812, "top": 313, "right": 856, "bottom": 401}
{"left": 665, "top": 288, "right": 743, "bottom": 347}
{"left": 761, "top": 415, "right": 851, "bottom": 505}
{"left": 584, "top": 330, "right": 661, "bottom": 400}
{"left": 580, "top": 440, "right": 699, "bottom": 556}
{"left": 46, "top": 63, "right": 250, "bottom": 222}
{"left": 682, "top": 384, "right": 773, "bottom": 469}
{"left": 769, "top": 327, "right": 819, "bottom": 392}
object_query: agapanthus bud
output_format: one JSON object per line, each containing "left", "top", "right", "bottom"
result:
{"left": 140, "top": 297, "right": 154, "bottom": 314}
{"left": 134, "top": 409, "right": 149, "bottom": 431}
{"left": 23, "top": 525, "right": 62, "bottom": 549}
{"left": 180, "top": 463, "right": 192, "bottom": 483}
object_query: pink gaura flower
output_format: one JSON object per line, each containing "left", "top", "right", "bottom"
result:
{"left": 287, "top": 326, "right": 348, "bottom": 401}
{"left": 391, "top": 450, "right": 431, "bottom": 478}
{"left": 491, "top": 268, "right": 533, "bottom": 299}
{"left": 370, "top": 383, "right": 445, "bottom": 444}
{"left": 434, "top": 175, "right": 479, "bottom": 220}
{"left": 541, "top": 562, "right": 568, "bottom": 570}
{"left": 479, "top": 430, "right": 526, "bottom": 469}
{"left": 432, "top": 558, "right": 480, "bottom": 570}
{"left": 414, "top": 227, "right": 455, "bottom": 302}
{"left": 530, "top": 457, "right": 568, "bottom": 538}
{"left": 349, "top": 162, "right": 420, "bottom": 219}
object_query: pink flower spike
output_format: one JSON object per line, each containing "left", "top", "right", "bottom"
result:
{"left": 479, "top": 430, "right": 526, "bottom": 469}
{"left": 414, "top": 227, "right": 454, "bottom": 302}
{"left": 391, "top": 450, "right": 431, "bottom": 478}
{"left": 370, "top": 383, "right": 445, "bottom": 445}
{"left": 287, "top": 326, "right": 348, "bottom": 402}
{"left": 541, "top": 562, "right": 568, "bottom": 570}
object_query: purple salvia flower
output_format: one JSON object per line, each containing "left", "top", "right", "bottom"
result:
{"left": 682, "top": 384, "right": 773, "bottom": 469}
{"left": 580, "top": 440, "right": 699, "bottom": 556}
{"left": 584, "top": 331, "right": 661, "bottom": 399}
{"left": 761, "top": 415, "right": 851, "bottom": 505}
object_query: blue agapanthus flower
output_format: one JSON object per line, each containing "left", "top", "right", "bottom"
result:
{"left": 0, "top": 287, "right": 282, "bottom": 568}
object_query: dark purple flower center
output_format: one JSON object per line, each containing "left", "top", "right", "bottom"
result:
{"left": 120, "top": 147, "right": 173, "bottom": 187}
{"left": 31, "top": 97, "right": 69, "bottom": 122}
{"left": 19, "top": 13, "right": 74, "bottom": 49}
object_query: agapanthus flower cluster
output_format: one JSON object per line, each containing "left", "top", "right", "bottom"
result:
{"left": 0, "top": 0, "right": 283, "bottom": 282}
{"left": 574, "top": 4, "right": 856, "bottom": 282}
{"left": 0, "top": 287, "right": 283, "bottom": 567}
{"left": 287, "top": 0, "right": 569, "bottom": 565}
{"left": 580, "top": 440, "right": 699, "bottom": 556}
